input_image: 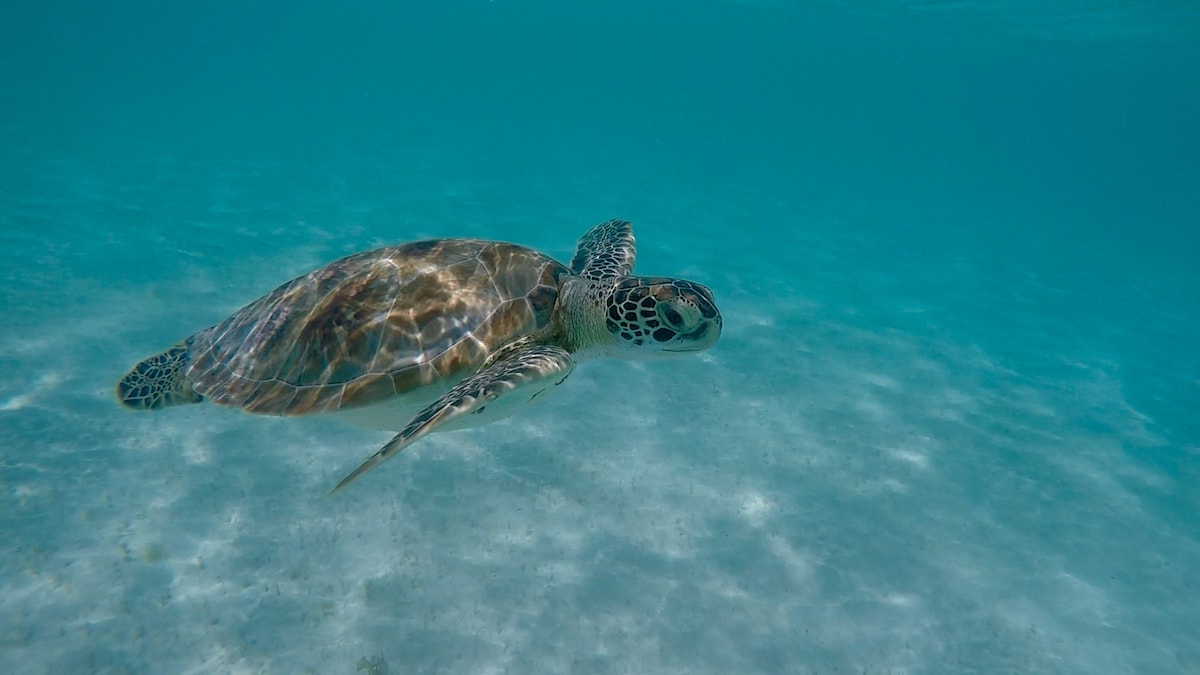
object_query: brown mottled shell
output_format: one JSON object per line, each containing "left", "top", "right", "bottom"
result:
{"left": 185, "top": 239, "right": 570, "bottom": 416}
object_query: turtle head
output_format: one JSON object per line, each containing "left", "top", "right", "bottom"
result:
{"left": 603, "top": 277, "right": 722, "bottom": 356}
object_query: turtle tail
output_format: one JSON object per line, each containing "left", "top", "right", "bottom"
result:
{"left": 116, "top": 343, "right": 204, "bottom": 410}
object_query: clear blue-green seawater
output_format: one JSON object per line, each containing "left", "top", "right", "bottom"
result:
{"left": 2, "top": 2, "right": 1198, "bottom": 673}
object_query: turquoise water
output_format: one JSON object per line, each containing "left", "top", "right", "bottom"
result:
{"left": 3, "top": 1, "right": 1199, "bottom": 672}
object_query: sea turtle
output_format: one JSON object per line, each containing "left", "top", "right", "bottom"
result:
{"left": 116, "top": 219, "right": 722, "bottom": 493}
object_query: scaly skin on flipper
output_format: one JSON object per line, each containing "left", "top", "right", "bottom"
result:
{"left": 570, "top": 218, "right": 636, "bottom": 280}
{"left": 329, "top": 345, "right": 574, "bottom": 494}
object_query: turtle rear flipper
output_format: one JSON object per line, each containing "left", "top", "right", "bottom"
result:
{"left": 330, "top": 345, "right": 574, "bottom": 494}
{"left": 116, "top": 343, "right": 203, "bottom": 410}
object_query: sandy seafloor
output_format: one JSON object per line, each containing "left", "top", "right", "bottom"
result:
{"left": 2, "top": 2, "right": 1199, "bottom": 674}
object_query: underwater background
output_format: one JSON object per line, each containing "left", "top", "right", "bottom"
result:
{"left": 2, "top": 1, "right": 1198, "bottom": 672}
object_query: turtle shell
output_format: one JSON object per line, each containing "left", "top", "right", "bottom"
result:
{"left": 184, "top": 239, "right": 569, "bottom": 416}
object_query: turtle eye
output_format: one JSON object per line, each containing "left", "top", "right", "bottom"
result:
{"left": 658, "top": 304, "right": 686, "bottom": 330}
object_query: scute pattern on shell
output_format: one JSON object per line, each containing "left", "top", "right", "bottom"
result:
{"left": 185, "top": 239, "right": 569, "bottom": 416}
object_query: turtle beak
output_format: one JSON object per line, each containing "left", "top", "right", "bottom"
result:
{"left": 685, "top": 286, "right": 721, "bottom": 352}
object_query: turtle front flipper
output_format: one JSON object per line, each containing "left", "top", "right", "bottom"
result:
{"left": 330, "top": 345, "right": 575, "bottom": 494}
{"left": 570, "top": 219, "right": 636, "bottom": 280}
{"left": 116, "top": 343, "right": 203, "bottom": 410}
